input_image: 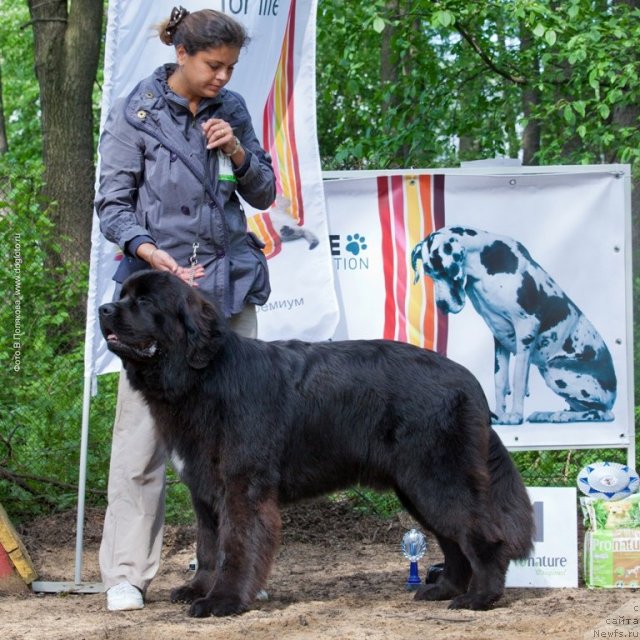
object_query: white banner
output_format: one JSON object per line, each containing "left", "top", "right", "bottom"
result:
{"left": 85, "top": 0, "right": 338, "bottom": 378}
{"left": 506, "top": 488, "right": 578, "bottom": 588}
{"left": 325, "top": 166, "right": 633, "bottom": 451}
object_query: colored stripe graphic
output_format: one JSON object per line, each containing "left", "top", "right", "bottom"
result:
{"left": 250, "top": 0, "right": 304, "bottom": 259}
{"left": 248, "top": 212, "right": 282, "bottom": 260}
{"left": 377, "top": 174, "right": 445, "bottom": 351}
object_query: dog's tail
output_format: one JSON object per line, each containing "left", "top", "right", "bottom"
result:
{"left": 487, "top": 428, "right": 535, "bottom": 560}
{"left": 411, "top": 242, "right": 425, "bottom": 284}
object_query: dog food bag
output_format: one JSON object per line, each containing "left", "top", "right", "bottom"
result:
{"left": 580, "top": 494, "right": 640, "bottom": 531}
{"left": 584, "top": 529, "right": 640, "bottom": 588}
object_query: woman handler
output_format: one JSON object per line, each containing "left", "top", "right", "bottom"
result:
{"left": 95, "top": 6, "right": 276, "bottom": 611}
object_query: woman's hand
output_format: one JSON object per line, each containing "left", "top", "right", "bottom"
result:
{"left": 138, "top": 243, "right": 205, "bottom": 286}
{"left": 201, "top": 117, "right": 234, "bottom": 151}
{"left": 201, "top": 118, "right": 245, "bottom": 164}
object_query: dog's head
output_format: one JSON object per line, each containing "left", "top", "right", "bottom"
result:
{"left": 99, "top": 270, "right": 224, "bottom": 372}
{"left": 411, "top": 228, "right": 469, "bottom": 314}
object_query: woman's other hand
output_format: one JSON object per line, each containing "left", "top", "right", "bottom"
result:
{"left": 137, "top": 243, "right": 205, "bottom": 286}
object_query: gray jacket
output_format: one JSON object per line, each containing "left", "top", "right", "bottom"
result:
{"left": 95, "top": 64, "right": 276, "bottom": 316}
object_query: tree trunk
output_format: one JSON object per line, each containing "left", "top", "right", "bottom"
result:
{"left": 27, "top": 0, "right": 103, "bottom": 267}
{"left": 380, "top": 4, "right": 396, "bottom": 88}
{"left": 519, "top": 24, "right": 540, "bottom": 164}
{"left": 381, "top": 0, "right": 410, "bottom": 166}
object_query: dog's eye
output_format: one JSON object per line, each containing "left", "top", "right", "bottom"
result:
{"left": 136, "top": 296, "right": 151, "bottom": 306}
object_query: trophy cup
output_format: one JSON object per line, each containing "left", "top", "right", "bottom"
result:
{"left": 401, "top": 528, "right": 427, "bottom": 590}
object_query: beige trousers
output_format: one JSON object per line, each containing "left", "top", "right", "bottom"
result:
{"left": 99, "top": 305, "right": 258, "bottom": 592}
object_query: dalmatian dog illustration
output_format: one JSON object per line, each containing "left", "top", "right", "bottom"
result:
{"left": 411, "top": 226, "right": 617, "bottom": 425}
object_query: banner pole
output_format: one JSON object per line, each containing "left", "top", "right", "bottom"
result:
{"left": 31, "top": 372, "right": 103, "bottom": 594}
{"left": 74, "top": 373, "right": 93, "bottom": 584}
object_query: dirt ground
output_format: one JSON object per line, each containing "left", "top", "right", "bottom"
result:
{"left": 1, "top": 499, "right": 638, "bottom": 640}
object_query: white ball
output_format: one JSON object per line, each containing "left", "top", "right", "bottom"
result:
{"left": 577, "top": 461, "right": 639, "bottom": 501}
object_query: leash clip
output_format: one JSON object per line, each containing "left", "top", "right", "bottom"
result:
{"left": 188, "top": 242, "right": 200, "bottom": 286}
{"left": 189, "top": 242, "right": 199, "bottom": 267}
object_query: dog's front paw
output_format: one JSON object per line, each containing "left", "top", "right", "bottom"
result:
{"left": 448, "top": 591, "right": 501, "bottom": 610}
{"left": 189, "top": 596, "right": 247, "bottom": 618}
{"left": 414, "top": 581, "right": 462, "bottom": 602}
{"left": 170, "top": 569, "right": 215, "bottom": 604}
{"left": 491, "top": 412, "right": 523, "bottom": 425}
{"left": 171, "top": 584, "right": 201, "bottom": 603}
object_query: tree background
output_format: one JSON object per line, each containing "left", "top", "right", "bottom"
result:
{"left": 1, "top": 0, "right": 639, "bottom": 521}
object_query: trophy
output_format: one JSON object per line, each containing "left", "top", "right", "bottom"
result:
{"left": 401, "top": 528, "right": 427, "bottom": 590}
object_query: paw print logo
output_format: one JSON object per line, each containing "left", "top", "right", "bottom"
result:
{"left": 345, "top": 234, "right": 367, "bottom": 256}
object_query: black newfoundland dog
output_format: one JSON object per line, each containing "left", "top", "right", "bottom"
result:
{"left": 99, "top": 270, "right": 533, "bottom": 617}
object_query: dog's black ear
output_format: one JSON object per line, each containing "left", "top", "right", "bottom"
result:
{"left": 177, "top": 292, "right": 223, "bottom": 369}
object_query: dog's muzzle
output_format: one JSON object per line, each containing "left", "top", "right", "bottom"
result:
{"left": 99, "top": 303, "right": 159, "bottom": 360}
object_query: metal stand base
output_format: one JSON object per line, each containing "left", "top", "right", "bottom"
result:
{"left": 31, "top": 581, "right": 104, "bottom": 594}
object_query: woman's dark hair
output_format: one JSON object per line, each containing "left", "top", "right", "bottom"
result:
{"left": 158, "top": 6, "right": 249, "bottom": 53}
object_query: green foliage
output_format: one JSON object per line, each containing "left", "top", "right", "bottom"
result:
{"left": 0, "top": 168, "right": 110, "bottom": 521}
{"left": 515, "top": 0, "right": 640, "bottom": 171}
{"left": 316, "top": 0, "right": 640, "bottom": 177}
{"left": 316, "top": 1, "right": 525, "bottom": 169}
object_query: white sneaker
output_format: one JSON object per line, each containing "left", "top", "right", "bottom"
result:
{"left": 106, "top": 581, "right": 144, "bottom": 611}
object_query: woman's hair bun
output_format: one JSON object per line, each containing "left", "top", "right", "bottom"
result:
{"left": 161, "top": 5, "right": 190, "bottom": 46}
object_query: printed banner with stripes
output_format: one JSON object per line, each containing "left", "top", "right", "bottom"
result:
{"left": 326, "top": 173, "right": 446, "bottom": 352}
{"left": 377, "top": 174, "right": 446, "bottom": 352}
{"left": 247, "top": 0, "right": 303, "bottom": 260}
{"left": 324, "top": 167, "right": 631, "bottom": 452}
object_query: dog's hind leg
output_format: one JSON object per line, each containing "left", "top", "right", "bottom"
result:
{"left": 395, "top": 489, "right": 471, "bottom": 601}
{"left": 397, "top": 486, "right": 508, "bottom": 610}
{"left": 414, "top": 535, "right": 471, "bottom": 602}
{"left": 445, "top": 429, "right": 533, "bottom": 609}
{"left": 431, "top": 430, "right": 535, "bottom": 611}
{"left": 447, "top": 533, "right": 509, "bottom": 610}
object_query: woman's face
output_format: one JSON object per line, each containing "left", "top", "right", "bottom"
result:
{"left": 176, "top": 44, "right": 240, "bottom": 99}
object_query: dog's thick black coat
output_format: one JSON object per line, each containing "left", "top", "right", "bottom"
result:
{"left": 99, "top": 271, "right": 534, "bottom": 617}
